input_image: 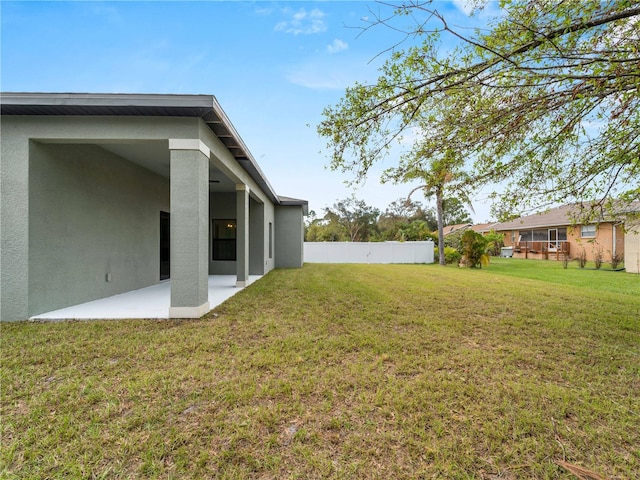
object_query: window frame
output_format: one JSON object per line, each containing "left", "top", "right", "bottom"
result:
{"left": 580, "top": 224, "right": 597, "bottom": 238}
{"left": 212, "top": 219, "right": 237, "bottom": 261}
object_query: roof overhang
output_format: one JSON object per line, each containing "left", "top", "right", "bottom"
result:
{"left": 278, "top": 196, "right": 309, "bottom": 216}
{"left": 1, "top": 92, "right": 306, "bottom": 209}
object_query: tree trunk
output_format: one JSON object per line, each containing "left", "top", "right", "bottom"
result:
{"left": 436, "top": 188, "right": 446, "bottom": 265}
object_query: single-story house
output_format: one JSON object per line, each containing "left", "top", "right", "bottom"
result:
{"left": 492, "top": 202, "right": 640, "bottom": 271}
{"left": 0, "top": 92, "right": 308, "bottom": 321}
{"left": 470, "top": 223, "right": 500, "bottom": 235}
{"left": 442, "top": 223, "right": 472, "bottom": 236}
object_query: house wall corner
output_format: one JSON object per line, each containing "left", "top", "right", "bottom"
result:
{"left": 274, "top": 205, "right": 304, "bottom": 268}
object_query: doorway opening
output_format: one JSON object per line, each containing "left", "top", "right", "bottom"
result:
{"left": 160, "top": 211, "right": 170, "bottom": 280}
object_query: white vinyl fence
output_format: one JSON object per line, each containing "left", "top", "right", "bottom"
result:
{"left": 304, "top": 241, "right": 434, "bottom": 264}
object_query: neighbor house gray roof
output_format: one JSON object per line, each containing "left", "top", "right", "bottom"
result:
{"left": 0, "top": 92, "right": 307, "bottom": 211}
{"left": 471, "top": 223, "right": 499, "bottom": 234}
{"left": 494, "top": 201, "right": 640, "bottom": 231}
{"left": 442, "top": 223, "right": 472, "bottom": 235}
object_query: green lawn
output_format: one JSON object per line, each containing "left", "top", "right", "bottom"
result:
{"left": 2, "top": 260, "right": 639, "bottom": 479}
{"left": 485, "top": 257, "right": 639, "bottom": 296}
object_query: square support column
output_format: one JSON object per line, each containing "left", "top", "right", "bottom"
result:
{"left": 0, "top": 136, "right": 30, "bottom": 321}
{"left": 168, "top": 139, "right": 210, "bottom": 318}
{"left": 236, "top": 184, "right": 250, "bottom": 288}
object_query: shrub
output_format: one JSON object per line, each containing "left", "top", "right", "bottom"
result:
{"left": 577, "top": 249, "right": 588, "bottom": 268}
{"left": 444, "top": 246, "right": 462, "bottom": 264}
{"left": 610, "top": 251, "right": 623, "bottom": 269}
{"left": 593, "top": 245, "right": 604, "bottom": 269}
{"left": 459, "top": 230, "right": 489, "bottom": 268}
{"left": 443, "top": 229, "right": 466, "bottom": 251}
{"left": 395, "top": 220, "right": 437, "bottom": 242}
{"left": 484, "top": 230, "right": 505, "bottom": 256}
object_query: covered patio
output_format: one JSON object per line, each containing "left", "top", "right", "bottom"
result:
{"left": 30, "top": 275, "right": 261, "bottom": 320}
{"left": 2, "top": 93, "right": 308, "bottom": 322}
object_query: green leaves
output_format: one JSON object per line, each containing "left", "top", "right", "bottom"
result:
{"left": 318, "top": 0, "right": 640, "bottom": 218}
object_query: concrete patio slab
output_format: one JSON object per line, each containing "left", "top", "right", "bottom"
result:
{"left": 30, "top": 275, "right": 262, "bottom": 320}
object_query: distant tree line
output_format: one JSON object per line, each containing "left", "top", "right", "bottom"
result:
{"left": 305, "top": 195, "right": 472, "bottom": 243}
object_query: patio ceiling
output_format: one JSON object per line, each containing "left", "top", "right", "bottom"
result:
{"left": 97, "top": 142, "right": 237, "bottom": 193}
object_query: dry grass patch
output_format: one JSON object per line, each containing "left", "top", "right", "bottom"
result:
{"left": 2, "top": 262, "right": 639, "bottom": 479}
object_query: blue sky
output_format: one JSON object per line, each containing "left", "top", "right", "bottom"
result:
{"left": 1, "top": 0, "right": 498, "bottom": 221}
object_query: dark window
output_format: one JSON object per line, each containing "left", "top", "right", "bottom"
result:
{"left": 269, "top": 222, "right": 273, "bottom": 259}
{"left": 518, "top": 231, "right": 533, "bottom": 242}
{"left": 212, "top": 219, "right": 236, "bottom": 261}
{"left": 558, "top": 228, "right": 567, "bottom": 241}
{"left": 532, "top": 229, "right": 547, "bottom": 242}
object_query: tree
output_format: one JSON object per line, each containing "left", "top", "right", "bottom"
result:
{"left": 318, "top": 0, "right": 640, "bottom": 221}
{"left": 377, "top": 197, "right": 428, "bottom": 240}
{"left": 441, "top": 198, "right": 473, "bottom": 226}
{"left": 382, "top": 197, "right": 427, "bottom": 223}
{"left": 305, "top": 216, "right": 348, "bottom": 242}
{"left": 490, "top": 204, "right": 520, "bottom": 223}
{"left": 386, "top": 143, "right": 471, "bottom": 264}
{"left": 324, "top": 196, "right": 381, "bottom": 242}
{"left": 484, "top": 230, "right": 505, "bottom": 257}
{"left": 395, "top": 220, "right": 437, "bottom": 241}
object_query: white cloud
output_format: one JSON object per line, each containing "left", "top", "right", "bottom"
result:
{"left": 327, "top": 39, "right": 348, "bottom": 54}
{"left": 274, "top": 8, "right": 327, "bottom": 35}
{"left": 285, "top": 63, "right": 350, "bottom": 90}
{"left": 284, "top": 55, "right": 380, "bottom": 91}
{"left": 452, "top": 0, "right": 476, "bottom": 16}
{"left": 254, "top": 7, "right": 273, "bottom": 16}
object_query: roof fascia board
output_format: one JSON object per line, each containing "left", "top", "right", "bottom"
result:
{"left": 1, "top": 92, "right": 214, "bottom": 109}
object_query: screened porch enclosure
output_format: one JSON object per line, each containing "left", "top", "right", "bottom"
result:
{"left": 514, "top": 227, "right": 570, "bottom": 259}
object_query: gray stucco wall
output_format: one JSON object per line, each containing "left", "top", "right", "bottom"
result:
{"left": 249, "top": 199, "right": 265, "bottom": 275}
{"left": 169, "top": 147, "right": 209, "bottom": 312}
{"left": 0, "top": 125, "right": 30, "bottom": 320}
{"left": 263, "top": 201, "right": 276, "bottom": 272}
{"left": 275, "top": 206, "right": 304, "bottom": 268}
{"left": 209, "top": 193, "right": 274, "bottom": 276}
{"left": 28, "top": 143, "right": 170, "bottom": 316}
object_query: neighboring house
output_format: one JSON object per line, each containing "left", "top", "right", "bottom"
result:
{"left": 442, "top": 223, "right": 472, "bottom": 236}
{"left": 1, "top": 92, "right": 308, "bottom": 321}
{"left": 441, "top": 222, "right": 498, "bottom": 238}
{"left": 470, "top": 223, "right": 500, "bottom": 235}
{"left": 493, "top": 202, "right": 640, "bottom": 269}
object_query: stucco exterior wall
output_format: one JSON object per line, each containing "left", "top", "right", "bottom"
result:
{"left": 207, "top": 193, "right": 273, "bottom": 276}
{"left": 0, "top": 122, "right": 30, "bottom": 320}
{"left": 249, "top": 199, "right": 265, "bottom": 275}
{"left": 28, "top": 143, "right": 170, "bottom": 316}
{"left": 261, "top": 201, "right": 276, "bottom": 273}
{"left": 275, "top": 206, "right": 304, "bottom": 268}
